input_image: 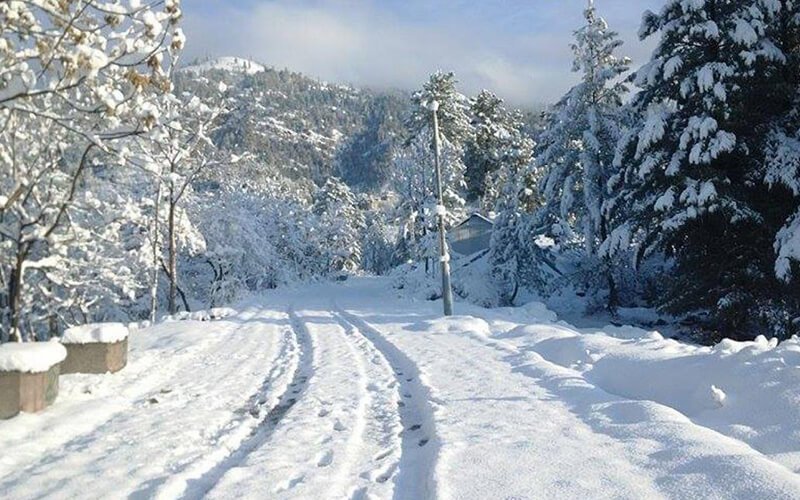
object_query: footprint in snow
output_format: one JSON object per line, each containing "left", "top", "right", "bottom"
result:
{"left": 318, "top": 408, "right": 331, "bottom": 417}
{"left": 274, "top": 474, "right": 305, "bottom": 493}
{"left": 418, "top": 438, "right": 429, "bottom": 447}
{"left": 317, "top": 450, "right": 334, "bottom": 467}
{"left": 408, "top": 424, "right": 421, "bottom": 431}
{"left": 349, "top": 486, "right": 370, "bottom": 500}
{"left": 334, "top": 420, "right": 346, "bottom": 432}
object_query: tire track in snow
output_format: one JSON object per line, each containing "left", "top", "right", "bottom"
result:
{"left": 269, "top": 309, "right": 372, "bottom": 499}
{"left": 329, "top": 310, "right": 406, "bottom": 499}
{"left": 0, "top": 308, "right": 270, "bottom": 498}
{"left": 206, "top": 306, "right": 402, "bottom": 499}
{"left": 160, "top": 308, "right": 314, "bottom": 500}
{"left": 336, "top": 306, "right": 440, "bottom": 500}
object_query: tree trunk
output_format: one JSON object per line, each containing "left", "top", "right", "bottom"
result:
{"left": 168, "top": 193, "right": 178, "bottom": 315}
{"left": 600, "top": 215, "right": 618, "bottom": 314}
{"left": 8, "top": 250, "right": 25, "bottom": 342}
{"left": 149, "top": 181, "right": 162, "bottom": 322}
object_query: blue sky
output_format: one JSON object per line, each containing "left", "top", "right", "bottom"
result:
{"left": 182, "top": 1, "right": 662, "bottom": 106}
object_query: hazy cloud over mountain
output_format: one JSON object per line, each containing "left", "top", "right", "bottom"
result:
{"left": 183, "top": 0, "right": 661, "bottom": 106}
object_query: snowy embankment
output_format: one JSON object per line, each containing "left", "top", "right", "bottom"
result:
{"left": 1, "top": 278, "right": 799, "bottom": 499}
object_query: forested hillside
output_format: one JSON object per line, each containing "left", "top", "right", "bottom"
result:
{"left": 177, "top": 58, "right": 409, "bottom": 188}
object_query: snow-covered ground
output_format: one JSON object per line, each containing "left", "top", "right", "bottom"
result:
{"left": 2, "top": 278, "right": 800, "bottom": 499}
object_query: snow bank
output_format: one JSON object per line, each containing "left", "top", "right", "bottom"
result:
{"left": 0, "top": 341, "right": 67, "bottom": 373}
{"left": 518, "top": 301, "right": 559, "bottom": 323}
{"left": 210, "top": 308, "right": 237, "bottom": 320}
{"left": 163, "top": 308, "right": 238, "bottom": 323}
{"left": 409, "top": 316, "right": 492, "bottom": 338}
{"left": 502, "top": 320, "right": 800, "bottom": 472}
{"left": 62, "top": 323, "right": 129, "bottom": 345}
{"left": 128, "top": 320, "right": 151, "bottom": 331}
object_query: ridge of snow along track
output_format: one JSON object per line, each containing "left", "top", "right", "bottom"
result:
{"left": 207, "top": 307, "right": 372, "bottom": 499}
{"left": 452, "top": 319, "right": 800, "bottom": 498}
{"left": 328, "top": 309, "right": 406, "bottom": 498}
{"left": 336, "top": 306, "right": 440, "bottom": 500}
{"left": 206, "top": 305, "right": 413, "bottom": 499}
{"left": 157, "top": 308, "right": 313, "bottom": 500}
{"left": 0, "top": 307, "right": 299, "bottom": 499}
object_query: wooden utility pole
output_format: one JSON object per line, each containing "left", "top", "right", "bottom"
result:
{"left": 430, "top": 100, "right": 454, "bottom": 316}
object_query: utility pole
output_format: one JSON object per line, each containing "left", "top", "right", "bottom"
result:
{"left": 430, "top": 100, "right": 454, "bottom": 316}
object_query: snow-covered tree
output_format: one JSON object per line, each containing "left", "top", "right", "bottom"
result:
{"left": 394, "top": 72, "right": 470, "bottom": 269}
{"left": 464, "top": 90, "right": 535, "bottom": 212}
{"left": 405, "top": 72, "right": 472, "bottom": 150}
{"left": 133, "top": 88, "right": 225, "bottom": 316}
{"left": 610, "top": 0, "right": 800, "bottom": 336}
{"left": 0, "top": 0, "right": 183, "bottom": 342}
{"left": 535, "top": 1, "right": 629, "bottom": 256}
{"left": 313, "top": 178, "right": 366, "bottom": 274}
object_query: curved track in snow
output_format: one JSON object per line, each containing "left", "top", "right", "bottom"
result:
{"left": 335, "top": 307, "right": 440, "bottom": 500}
{"left": 0, "top": 308, "right": 294, "bottom": 499}
{"left": 206, "top": 305, "right": 421, "bottom": 499}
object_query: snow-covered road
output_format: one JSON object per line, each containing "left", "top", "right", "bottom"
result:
{"left": 2, "top": 278, "right": 800, "bottom": 499}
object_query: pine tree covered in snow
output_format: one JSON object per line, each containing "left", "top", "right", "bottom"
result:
{"left": 406, "top": 72, "right": 473, "bottom": 151}
{"left": 610, "top": 0, "right": 800, "bottom": 337}
{"left": 534, "top": 1, "right": 629, "bottom": 282}
{"left": 464, "top": 90, "right": 535, "bottom": 212}
{"left": 313, "top": 178, "right": 366, "bottom": 274}
{"left": 393, "top": 73, "right": 471, "bottom": 268}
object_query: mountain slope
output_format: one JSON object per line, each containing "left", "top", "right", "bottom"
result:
{"left": 176, "top": 58, "right": 408, "bottom": 188}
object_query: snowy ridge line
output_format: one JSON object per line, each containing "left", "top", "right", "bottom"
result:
{"left": 156, "top": 309, "right": 313, "bottom": 500}
{"left": 335, "top": 306, "right": 440, "bottom": 500}
{"left": 329, "top": 310, "right": 406, "bottom": 497}
{"left": 455, "top": 325, "right": 800, "bottom": 495}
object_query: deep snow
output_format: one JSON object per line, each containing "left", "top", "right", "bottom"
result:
{"left": 0, "top": 340, "right": 66, "bottom": 373}
{"left": 62, "top": 323, "right": 129, "bottom": 345}
{"left": 1, "top": 277, "right": 800, "bottom": 499}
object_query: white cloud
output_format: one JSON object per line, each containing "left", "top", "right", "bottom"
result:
{"left": 182, "top": 1, "right": 658, "bottom": 107}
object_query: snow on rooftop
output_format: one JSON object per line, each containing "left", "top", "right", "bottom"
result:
{"left": 62, "top": 323, "right": 129, "bottom": 345}
{"left": 0, "top": 340, "right": 67, "bottom": 373}
{"left": 182, "top": 57, "right": 265, "bottom": 75}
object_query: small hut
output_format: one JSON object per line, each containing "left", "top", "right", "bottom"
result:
{"left": 449, "top": 213, "right": 495, "bottom": 256}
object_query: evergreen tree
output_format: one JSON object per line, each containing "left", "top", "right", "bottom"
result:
{"left": 405, "top": 71, "right": 473, "bottom": 150}
{"left": 395, "top": 72, "right": 471, "bottom": 269}
{"left": 535, "top": 0, "right": 629, "bottom": 259}
{"left": 610, "top": 0, "right": 800, "bottom": 337}
{"left": 464, "top": 90, "right": 535, "bottom": 211}
{"left": 313, "top": 178, "right": 366, "bottom": 273}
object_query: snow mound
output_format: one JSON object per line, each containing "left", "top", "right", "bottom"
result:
{"left": 128, "top": 320, "right": 151, "bottom": 331}
{"left": 182, "top": 57, "right": 265, "bottom": 75}
{"left": 210, "top": 307, "right": 237, "bottom": 319}
{"left": 410, "top": 316, "right": 492, "bottom": 338}
{"left": 62, "top": 323, "right": 129, "bottom": 345}
{"left": 164, "top": 308, "right": 238, "bottom": 322}
{"left": 519, "top": 301, "right": 558, "bottom": 323}
{"left": 0, "top": 340, "right": 67, "bottom": 373}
